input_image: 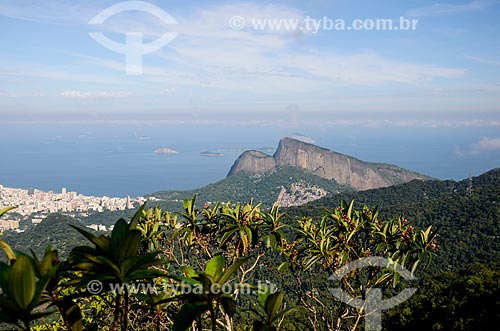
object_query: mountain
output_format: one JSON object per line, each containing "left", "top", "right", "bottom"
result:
{"left": 228, "top": 137, "right": 431, "bottom": 191}
{"left": 151, "top": 166, "right": 351, "bottom": 209}
{"left": 227, "top": 150, "right": 276, "bottom": 176}
{"left": 148, "top": 137, "right": 431, "bottom": 209}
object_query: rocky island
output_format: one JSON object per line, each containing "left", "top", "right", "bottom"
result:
{"left": 200, "top": 151, "right": 224, "bottom": 157}
{"left": 154, "top": 148, "right": 179, "bottom": 154}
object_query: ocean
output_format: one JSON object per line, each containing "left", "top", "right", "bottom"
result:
{"left": 1, "top": 123, "right": 498, "bottom": 197}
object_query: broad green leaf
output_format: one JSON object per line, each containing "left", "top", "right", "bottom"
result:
{"left": 111, "top": 219, "right": 129, "bottom": 252}
{"left": 218, "top": 257, "right": 249, "bottom": 285}
{"left": 265, "top": 291, "right": 284, "bottom": 320}
{"left": 129, "top": 204, "right": 146, "bottom": 230}
{"left": 245, "top": 227, "right": 253, "bottom": 247}
{"left": 205, "top": 255, "right": 224, "bottom": 281}
{"left": 180, "top": 266, "right": 197, "bottom": 278}
{"left": 258, "top": 285, "right": 272, "bottom": 307}
{"left": 347, "top": 200, "right": 354, "bottom": 219}
{"left": 28, "top": 263, "right": 58, "bottom": 311}
{"left": 116, "top": 230, "right": 142, "bottom": 262}
{"left": 219, "top": 229, "right": 237, "bottom": 247}
{"left": 120, "top": 253, "right": 165, "bottom": 276}
{"left": 9, "top": 255, "right": 36, "bottom": 310}
{"left": 40, "top": 248, "right": 58, "bottom": 276}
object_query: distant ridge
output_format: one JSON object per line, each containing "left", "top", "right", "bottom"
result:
{"left": 227, "top": 137, "right": 431, "bottom": 191}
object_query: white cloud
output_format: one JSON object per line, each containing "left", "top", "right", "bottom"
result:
{"left": 59, "top": 90, "right": 132, "bottom": 98}
{"left": 470, "top": 137, "right": 500, "bottom": 153}
{"left": 407, "top": 0, "right": 493, "bottom": 17}
{"left": 463, "top": 55, "right": 500, "bottom": 67}
{"left": 69, "top": 3, "right": 464, "bottom": 92}
{"left": 2, "top": 1, "right": 467, "bottom": 88}
{"left": 163, "top": 4, "right": 465, "bottom": 86}
{"left": 0, "top": 1, "right": 476, "bottom": 110}
{"left": 456, "top": 137, "right": 500, "bottom": 157}
{"left": 25, "top": 2, "right": 464, "bottom": 90}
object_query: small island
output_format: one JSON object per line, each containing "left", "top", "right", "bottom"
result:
{"left": 200, "top": 150, "right": 224, "bottom": 157}
{"left": 154, "top": 148, "right": 179, "bottom": 154}
{"left": 213, "top": 148, "right": 243, "bottom": 153}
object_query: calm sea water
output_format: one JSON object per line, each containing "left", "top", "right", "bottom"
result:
{"left": 1, "top": 123, "right": 498, "bottom": 197}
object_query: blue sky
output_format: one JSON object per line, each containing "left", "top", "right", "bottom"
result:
{"left": 1, "top": 0, "right": 500, "bottom": 123}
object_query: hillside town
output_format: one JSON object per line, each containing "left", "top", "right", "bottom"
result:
{"left": 0, "top": 185, "right": 143, "bottom": 231}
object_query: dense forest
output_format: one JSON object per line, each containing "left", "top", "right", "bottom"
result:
{"left": 1, "top": 198, "right": 437, "bottom": 330}
{"left": 1, "top": 169, "right": 499, "bottom": 330}
{"left": 296, "top": 168, "right": 500, "bottom": 272}
{"left": 152, "top": 166, "right": 351, "bottom": 209}
{"left": 291, "top": 168, "right": 500, "bottom": 329}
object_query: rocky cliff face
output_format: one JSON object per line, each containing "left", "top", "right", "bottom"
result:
{"left": 227, "top": 137, "right": 430, "bottom": 191}
{"left": 227, "top": 150, "right": 276, "bottom": 176}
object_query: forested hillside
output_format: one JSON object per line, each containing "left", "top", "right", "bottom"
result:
{"left": 293, "top": 168, "right": 500, "bottom": 272}
{"left": 152, "top": 166, "right": 351, "bottom": 209}
{"left": 283, "top": 169, "right": 500, "bottom": 330}
{"left": 2, "top": 169, "right": 499, "bottom": 330}
{"left": 1, "top": 214, "right": 93, "bottom": 259}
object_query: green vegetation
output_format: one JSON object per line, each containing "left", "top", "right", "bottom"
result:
{"left": 290, "top": 168, "right": 500, "bottom": 329}
{"left": 299, "top": 168, "right": 500, "bottom": 272}
{"left": 0, "top": 198, "right": 436, "bottom": 330}
{"left": 2, "top": 214, "right": 92, "bottom": 258}
{"left": 385, "top": 263, "right": 500, "bottom": 330}
{"left": 3, "top": 168, "right": 500, "bottom": 329}
{"left": 152, "top": 166, "right": 352, "bottom": 209}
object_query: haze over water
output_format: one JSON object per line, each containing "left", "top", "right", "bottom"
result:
{"left": 1, "top": 1, "right": 499, "bottom": 197}
{"left": 1, "top": 121, "right": 498, "bottom": 197}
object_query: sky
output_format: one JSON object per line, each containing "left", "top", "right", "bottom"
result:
{"left": 0, "top": 0, "right": 500, "bottom": 193}
{"left": 0, "top": 0, "right": 499, "bottom": 123}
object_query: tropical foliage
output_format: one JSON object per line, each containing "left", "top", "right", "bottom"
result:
{"left": 0, "top": 197, "right": 437, "bottom": 330}
{"left": 277, "top": 200, "right": 437, "bottom": 330}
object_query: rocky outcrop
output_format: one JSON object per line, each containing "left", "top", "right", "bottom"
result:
{"left": 227, "top": 137, "right": 430, "bottom": 191}
{"left": 227, "top": 150, "right": 276, "bottom": 176}
{"left": 275, "top": 182, "right": 328, "bottom": 207}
